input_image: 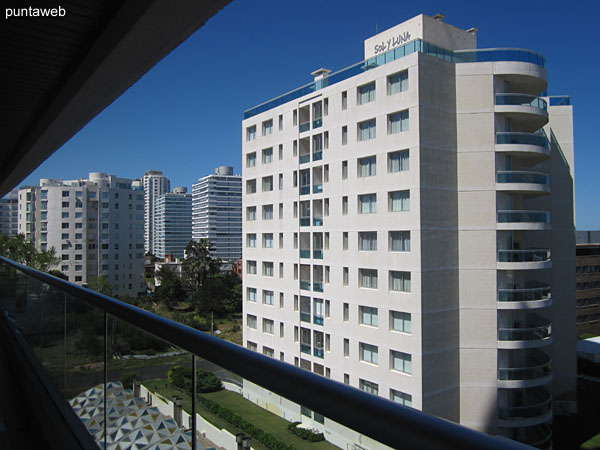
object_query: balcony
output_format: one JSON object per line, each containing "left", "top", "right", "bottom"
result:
{"left": 299, "top": 153, "right": 310, "bottom": 164}
{"left": 299, "top": 121, "right": 310, "bottom": 133}
{"left": 313, "top": 184, "right": 323, "bottom": 194}
{"left": 498, "top": 322, "right": 552, "bottom": 349}
{"left": 313, "top": 217, "right": 323, "bottom": 226}
{"left": 300, "top": 311, "right": 310, "bottom": 323}
{"left": 496, "top": 171, "right": 550, "bottom": 195}
{"left": 495, "top": 132, "right": 550, "bottom": 161}
{"left": 313, "top": 249, "right": 323, "bottom": 259}
{"left": 299, "top": 217, "right": 310, "bottom": 227}
{"left": 299, "top": 185, "right": 310, "bottom": 195}
{"left": 299, "top": 249, "right": 310, "bottom": 259}
{"left": 313, "top": 315, "right": 324, "bottom": 326}
{"left": 498, "top": 285, "right": 551, "bottom": 309}
{"left": 497, "top": 210, "right": 551, "bottom": 231}
{"left": 314, "top": 347, "right": 324, "bottom": 358}
{"left": 498, "top": 351, "right": 552, "bottom": 388}
{"left": 495, "top": 94, "right": 548, "bottom": 130}
{"left": 300, "top": 280, "right": 311, "bottom": 291}
{"left": 313, "top": 282, "right": 324, "bottom": 292}
{"left": 313, "top": 118, "right": 322, "bottom": 129}
{"left": 312, "top": 151, "right": 322, "bottom": 161}
{"left": 498, "top": 387, "right": 552, "bottom": 426}
{"left": 300, "top": 343, "right": 311, "bottom": 354}
{"left": 498, "top": 249, "right": 551, "bottom": 270}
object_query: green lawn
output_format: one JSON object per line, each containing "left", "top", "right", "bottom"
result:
{"left": 582, "top": 432, "right": 600, "bottom": 449}
{"left": 144, "top": 378, "right": 338, "bottom": 450}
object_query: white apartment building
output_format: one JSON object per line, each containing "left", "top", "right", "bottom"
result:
{"left": 142, "top": 170, "right": 170, "bottom": 254}
{"left": 192, "top": 166, "right": 242, "bottom": 261}
{"left": 154, "top": 187, "right": 192, "bottom": 259}
{"left": 242, "top": 14, "right": 575, "bottom": 449}
{"left": 18, "top": 173, "right": 146, "bottom": 296}
{"left": 0, "top": 190, "right": 18, "bottom": 236}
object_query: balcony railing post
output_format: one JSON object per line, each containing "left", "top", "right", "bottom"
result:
{"left": 104, "top": 311, "right": 108, "bottom": 448}
{"left": 192, "top": 354, "right": 197, "bottom": 450}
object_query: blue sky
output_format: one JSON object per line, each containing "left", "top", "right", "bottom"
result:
{"left": 21, "top": 0, "right": 600, "bottom": 228}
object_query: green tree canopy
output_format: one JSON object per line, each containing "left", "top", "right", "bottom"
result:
{"left": 0, "top": 233, "right": 59, "bottom": 271}
{"left": 88, "top": 275, "right": 113, "bottom": 296}
{"left": 182, "top": 239, "right": 220, "bottom": 295}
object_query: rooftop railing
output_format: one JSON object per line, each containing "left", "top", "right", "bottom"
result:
{"left": 244, "top": 39, "right": 546, "bottom": 119}
{"left": 0, "top": 255, "right": 532, "bottom": 450}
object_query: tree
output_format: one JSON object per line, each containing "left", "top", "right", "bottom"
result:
{"left": 48, "top": 269, "right": 68, "bottom": 280}
{"left": 0, "top": 233, "right": 59, "bottom": 271}
{"left": 155, "top": 276, "right": 186, "bottom": 308}
{"left": 88, "top": 275, "right": 113, "bottom": 296}
{"left": 182, "top": 239, "right": 220, "bottom": 295}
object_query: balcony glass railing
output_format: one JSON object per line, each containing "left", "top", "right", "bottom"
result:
{"left": 498, "top": 355, "right": 551, "bottom": 381}
{"left": 313, "top": 118, "right": 322, "bottom": 129}
{"left": 498, "top": 249, "right": 550, "bottom": 263}
{"left": 497, "top": 171, "right": 549, "bottom": 185}
{"left": 299, "top": 249, "right": 310, "bottom": 258}
{"left": 299, "top": 122, "right": 310, "bottom": 133}
{"left": 499, "top": 391, "right": 552, "bottom": 420}
{"left": 495, "top": 94, "right": 547, "bottom": 111}
{"left": 300, "top": 280, "right": 311, "bottom": 290}
{"left": 313, "top": 184, "right": 323, "bottom": 194}
{"left": 300, "top": 217, "right": 310, "bottom": 226}
{"left": 300, "top": 312, "right": 311, "bottom": 323}
{"left": 244, "top": 39, "right": 546, "bottom": 119}
{"left": 313, "top": 250, "right": 323, "bottom": 259}
{"left": 299, "top": 154, "right": 310, "bottom": 164}
{"left": 496, "top": 132, "right": 549, "bottom": 149}
{"left": 497, "top": 210, "right": 550, "bottom": 224}
{"left": 300, "top": 185, "right": 310, "bottom": 195}
{"left": 0, "top": 255, "right": 535, "bottom": 450}
{"left": 498, "top": 286, "right": 551, "bottom": 302}
{"left": 313, "top": 315, "right": 324, "bottom": 326}
{"left": 498, "top": 323, "right": 551, "bottom": 341}
{"left": 313, "top": 217, "right": 323, "bottom": 226}
{"left": 314, "top": 348, "right": 324, "bottom": 358}
{"left": 548, "top": 96, "right": 570, "bottom": 106}
{"left": 313, "top": 282, "right": 324, "bottom": 292}
{"left": 313, "top": 151, "right": 322, "bottom": 161}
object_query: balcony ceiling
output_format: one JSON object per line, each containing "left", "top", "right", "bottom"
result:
{"left": 0, "top": 0, "right": 230, "bottom": 197}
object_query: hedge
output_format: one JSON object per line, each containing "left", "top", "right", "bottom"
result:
{"left": 168, "top": 366, "right": 223, "bottom": 393}
{"left": 287, "top": 422, "right": 325, "bottom": 442}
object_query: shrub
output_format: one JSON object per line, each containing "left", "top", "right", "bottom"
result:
{"left": 168, "top": 366, "right": 223, "bottom": 392}
{"left": 120, "top": 372, "right": 140, "bottom": 390}
{"left": 288, "top": 422, "right": 325, "bottom": 442}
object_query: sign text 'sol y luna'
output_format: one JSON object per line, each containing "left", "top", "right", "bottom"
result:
{"left": 373, "top": 32, "right": 412, "bottom": 55}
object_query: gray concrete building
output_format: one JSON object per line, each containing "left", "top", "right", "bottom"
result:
{"left": 0, "top": 190, "right": 19, "bottom": 236}
{"left": 241, "top": 13, "right": 576, "bottom": 449}
{"left": 154, "top": 187, "right": 192, "bottom": 259}
{"left": 142, "top": 170, "right": 170, "bottom": 255}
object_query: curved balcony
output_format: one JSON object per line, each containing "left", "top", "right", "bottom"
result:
{"left": 498, "top": 387, "right": 552, "bottom": 427}
{"left": 495, "top": 132, "right": 550, "bottom": 162}
{"left": 499, "top": 424, "right": 552, "bottom": 450}
{"left": 498, "top": 352, "right": 552, "bottom": 388}
{"left": 498, "top": 285, "right": 552, "bottom": 309}
{"left": 498, "top": 322, "right": 552, "bottom": 349}
{"left": 497, "top": 210, "right": 551, "bottom": 231}
{"left": 498, "top": 249, "right": 551, "bottom": 270}
{"left": 495, "top": 94, "right": 548, "bottom": 130}
{"left": 496, "top": 171, "right": 550, "bottom": 196}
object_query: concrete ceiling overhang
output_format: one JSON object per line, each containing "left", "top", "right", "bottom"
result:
{"left": 0, "top": 0, "right": 230, "bottom": 196}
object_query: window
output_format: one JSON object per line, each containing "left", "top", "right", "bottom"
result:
{"left": 358, "top": 156, "right": 376, "bottom": 177}
{"left": 391, "top": 311, "right": 411, "bottom": 333}
{"left": 389, "top": 190, "right": 410, "bottom": 212}
{"left": 358, "top": 119, "right": 376, "bottom": 141}
{"left": 62, "top": 191, "right": 70, "bottom": 197}
{"left": 61, "top": 254, "right": 69, "bottom": 261}
{"left": 278, "top": 173, "right": 283, "bottom": 190}
{"left": 247, "top": 125, "right": 256, "bottom": 141}
{"left": 62, "top": 201, "right": 69, "bottom": 208}
{"left": 75, "top": 212, "right": 83, "bottom": 218}
{"left": 359, "top": 269, "right": 378, "bottom": 289}
{"left": 247, "top": 206, "right": 256, "bottom": 221}
{"left": 279, "top": 232, "right": 283, "bottom": 249}
{"left": 342, "top": 161, "right": 348, "bottom": 180}
{"left": 247, "top": 315, "right": 257, "bottom": 329}
{"left": 391, "top": 350, "right": 412, "bottom": 374}
{"left": 342, "top": 126, "right": 347, "bottom": 145}
{"left": 388, "top": 110, "right": 409, "bottom": 134}
{"left": 358, "top": 193, "right": 376, "bottom": 214}
{"left": 263, "top": 261, "right": 274, "bottom": 277}
{"left": 360, "top": 343, "right": 378, "bottom": 364}
{"left": 62, "top": 222, "right": 69, "bottom": 229}
{"left": 390, "top": 231, "right": 410, "bottom": 252}
{"left": 262, "top": 147, "right": 273, "bottom": 164}
{"left": 61, "top": 243, "right": 69, "bottom": 250}
{"left": 246, "top": 152, "right": 256, "bottom": 167}
{"left": 279, "top": 114, "right": 283, "bottom": 131}
{"left": 279, "top": 144, "right": 283, "bottom": 160}
{"left": 279, "top": 262, "right": 284, "bottom": 278}
{"left": 390, "top": 389, "right": 412, "bottom": 407}
{"left": 390, "top": 271, "right": 411, "bottom": 292}
{"left": 280, "top": 322, "right": 284, "bottom": 337}
{"left": 62, "top": 212, "right": 69, "bottom": 218}
{"left": 247, "top": 287, "right": 257, "bottom": 302}
{"left": 263, "top": 319, "right": 274, "bottom": 334}
{"left": 262, "top": 119, "right": 273, "bottom": 136}
{"left": 359, "top": 232, "right": 377, "bottom": 251}
{"left": 41, "top": 201, "right": 48, "bottom": 209}
{"left": 388, "top": 150, "right": 409, "bottom": 172}
{"left": 342, "top": 196, "right": 348, "bottom": 215}
{"left": 263, "top": 290, "right": 274, "bottom": 305}
{"left": 360, "top": 306, "right": 378, "bottom": 327}
{"left": 262, "top": 176, "right": 273, "bottom": 192}
{"left": 343, "top": 232, "right": 348, "bottom": 250}
{"left": 247, "top": 341, "right": 257, "bottom": 351}
{"left": 247, "top": 260, "right": 257, "bottom": 275}
{"left": 75, "top": 223, "right": 82, "bottom": 229}
{"left": 343, "top": 267, "right": 349, "bottom": 286}
{"left": 343, "top": 302, "right": 349, "bottom": 321}
{"left": 61, "top": 233, "right": 69, "bottom": 239}
{"left": 247, "top": 233, "right": 256, "bottom": 247}
{"left": 246, "top": 179, "right": 256, "bottom": 194}
{"left": 279, "top": 203, "right": 283, "bottom": 219}
{"left": 263, "top": 204, "right": 273, "bottom": 220}
{"left": 344, "top": 374, "right": 350, "bottom": 385}
{"left": 343, "top": 338, "right": 349, "bottom": 356}
{"left": 279, "top": 292, "right": 284, "bottom": 308}
{"left": 342, "top": 91, "right": 347, "bottom": 110}
{"left": 388, "top": 70, "right": 409, "bottom": 94}
{"left": 360, "top": 379, "right": 379, "bottom": 395}
{"left": 263, "top": 233, "right": 273, "bottom": 248}
{"left": 358, "top": 82, "right": 376, "bottom": 104}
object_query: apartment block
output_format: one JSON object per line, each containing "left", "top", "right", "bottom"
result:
{"left": 154, "top": 187, "right": 192, "bottom": 259}
{"left": 18, "top": 172, "right": 146, "bottom": 296}
{"left": 241, "top": 14, "right": 575, "bottom": 449}
{"left": 142, "top": 170, "right": 170, "bottom": 254}
{"left": 0, "top": 190, "right": 18, "bottom": 236}
{"left": 192, "top": 166, "right": 242, "bottom": 261}
{"left": 575, "top": 231, "right": 600, "bottom": 336}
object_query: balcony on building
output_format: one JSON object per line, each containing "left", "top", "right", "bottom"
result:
{"left": 312, "top": 166, "right": 323, "bottom": 194}
{"left": 312, "top": 134, "right": 323, "bottom": 161}
{"left": 495, "top": 130, "right": 550, "bottom": 162}
{"left": 498, "top": 310, "right": 552, "bottom": 349}
{"left": 313, "top": 298, "right": 324, "bottom": 325}
{"left": 495, "top": 93, "right": 548, "bottom": 131}
{"left": 312, "top": 199, "right": 323, "bottom": 226}
{"left": 299, "top": 264, "right": 311, "bottom": 291}
{"left": 313, "top": 233, "right": 324, "bottom": 259}
{"left": 299, "top": 137, "right": 310, "bottom": 164}
{"left": 313, "top": 331, "right": 324, "bottom": 358}
{"left": 496, "top": 171, "right": 550, "bottom": 196}
{"left": 498, "top": 348, "right": 552, "bottom": 388}
{"left": 313, "top": 265, "right": 324, "bottom": 293}
{"left": 300, "top": 295, "right": 311, "bottom": 323}
{"left": 300, "top": 327, "right": 311, "bottom": 354}
{"left": 498, "top": 386, "right": 552, "bottom": 426}
{"left": 299, "top": 105, "right": 310, "bottom": 133}
{"left": 299, "top": 232, "right": 311, "bottom": 259}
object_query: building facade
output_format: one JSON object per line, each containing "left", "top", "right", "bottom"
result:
{"left": 154, "top": 187, "right": 192, "bottom": 259}
{"left": 192, "top": 166, "right": 242, "bottom": 261}
{"left": 576, "top": 231, "right": 600, "bottom": 336}
{"left": 0, "top": 190, "right": 18, "bottom": 236}
{"left": 18, "top": 173, "right": 146, "bottom": 296}
{"left": 142, "top": 170, "right": 170, "bottom": 255}
{"left": 241, "top": 14, "right": 575, "bottom": 449}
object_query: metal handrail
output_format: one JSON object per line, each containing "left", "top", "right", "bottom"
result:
{"left": 0, "top": 256, "right": 532, "bottom": 450}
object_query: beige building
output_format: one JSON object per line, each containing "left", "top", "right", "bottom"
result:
{"left": 241, "top": 14, "right": 575, "bottom": 449}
